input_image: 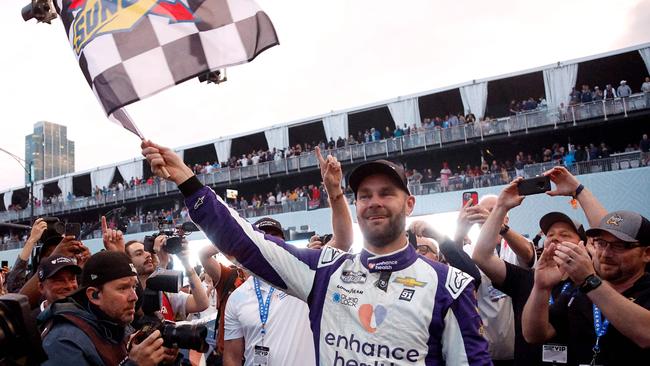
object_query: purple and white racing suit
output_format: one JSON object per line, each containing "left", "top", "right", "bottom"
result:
{"left": 180, "top": 177, "right": 491, "bottom": 366}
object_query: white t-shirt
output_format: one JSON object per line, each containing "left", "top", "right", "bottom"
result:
{"left": 224, "top": 277, "right": 316, "bottom": 366}
{"left": 464, "top": 238, "right": 534, "bottom": 360}
{"left": 162, "top": 291, "right": 190, "bottom": 320}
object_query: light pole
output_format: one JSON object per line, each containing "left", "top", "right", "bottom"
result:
{"left": 0, "top": 147, "right": 35, "bottom": 221}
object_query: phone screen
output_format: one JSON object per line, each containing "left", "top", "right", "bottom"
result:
{"left": 462, "top": 191, "right": 479, "bottom": 207}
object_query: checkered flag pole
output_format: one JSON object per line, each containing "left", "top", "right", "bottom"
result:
{"left": 54, "top": 0, "right": 279, "bottom": 137}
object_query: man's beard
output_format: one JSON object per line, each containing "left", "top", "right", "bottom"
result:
{"left": 361, "top": 212, "right": 405, "bottom": 248}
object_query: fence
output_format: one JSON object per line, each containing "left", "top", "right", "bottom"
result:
{"left": 1, "top": 94, "right": 648, "bottom": 223}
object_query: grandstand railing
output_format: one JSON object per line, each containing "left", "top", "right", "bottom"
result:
{"left": 1, "top": 93, "right": 648, "bottom": 223}
{"left": 407, "top": 151, "right": 648, "bottom": 195}
{"left": 1, "top": 152, "right": 648, "bottom": 251}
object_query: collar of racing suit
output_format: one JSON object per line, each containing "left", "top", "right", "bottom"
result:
{"left": 360, "top": 242, "right": 419, "bottom": 273}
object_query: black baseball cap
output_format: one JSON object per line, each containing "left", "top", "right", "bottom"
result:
{"left": 348, "top": 160, "right": 410, "bottom": 197}
{"left": 253, "top": 217, "right": 284, "bottom": 239}
{"left": 586, "top": 211, "right": 650, "bottom": 244}
{"left": 38, "top": 255, "right": 81, "bottom": 282}
{"left": 81, "top": 251, "right": 138, "bottom": 288}
{"left": 539, "top": 212, "right": 587, "bottom": 242}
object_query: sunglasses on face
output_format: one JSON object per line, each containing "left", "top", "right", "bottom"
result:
{"left": 593, "top": 238, "right": 642, "bottom": 253}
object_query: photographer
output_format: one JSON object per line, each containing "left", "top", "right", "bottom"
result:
{"left": 34, "top": 254, "right": 81, "bottom": 317}
{"left": 40, "top": 251, "right": 166, "bottom": 366}
{"left": 18, "top": 234, "right": 90, "bottom": 309}
{"left": 5, "top": 218, "right": 50, "bottom": 293}
{"left": 125, "top": 237, "right": 209, "bottom": 321}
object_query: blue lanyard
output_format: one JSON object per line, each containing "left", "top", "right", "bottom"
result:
{"left": 592, "top": 304, "right": 610, "bottom": 353}
{"left": 548, "top": 282, "right": 572, "bottom": 305}
{"left": 253, "top": 277, "right": 275, "bottom": 336}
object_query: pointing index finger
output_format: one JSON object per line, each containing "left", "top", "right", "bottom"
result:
{"left": 315, "top": 146, "right": 326, "bottom": 165}
{"left": 101, "top": 216, "right": 108, "bottom": 233}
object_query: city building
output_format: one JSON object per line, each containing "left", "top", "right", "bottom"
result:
{"left": 24, "top": 121, "right": 75, "bottom": 184}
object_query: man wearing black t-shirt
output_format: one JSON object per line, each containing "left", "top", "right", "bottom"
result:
{"left": 523, "top": 210, "right": 650, "bottom": 365}
{"left": 472, "top": 166, "right": 607, "bottom": 365}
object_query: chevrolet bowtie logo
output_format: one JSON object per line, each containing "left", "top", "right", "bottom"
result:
{"left": 606, "top": 214, "right": 623, "bottom": 226}
{"left": 394, "top": 276, "right": 427, "bottom": 288}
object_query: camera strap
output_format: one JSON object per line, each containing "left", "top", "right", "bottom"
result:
{"left": 59, "top": 313, "right": 129, "bottom": 366}
{"left": 213, "top": 268, "right": 241, "bottom": 354}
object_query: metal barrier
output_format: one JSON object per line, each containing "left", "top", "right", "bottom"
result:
{"left": 1, "top": 94, "right": 648, "bottom": 223}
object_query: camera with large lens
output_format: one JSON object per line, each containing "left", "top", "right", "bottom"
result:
{"left": 133, "top": 270, "right": 208, "bottom": 352}
{"left": 0, "top": 294, "right": 48, "bottom": 365}
{"left": 134, "top": 317, "right": 208, "bottom": 352}
{"left": 143, "top": 218, "right": 199, "bottom": 255}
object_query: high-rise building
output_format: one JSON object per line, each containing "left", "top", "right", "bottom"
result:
{"left": 25, "top": 121, "right": 75, "bottom": 183}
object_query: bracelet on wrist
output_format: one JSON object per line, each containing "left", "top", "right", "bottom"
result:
{"left": 572, "top": 184, "right": 585, "bottom": 198}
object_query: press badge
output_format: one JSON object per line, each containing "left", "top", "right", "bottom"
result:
{"left": 542, "top": 344, "right": 567, "bottom": 363}
{"left": 253, "top": 345, "right": 270, "bottom": 366}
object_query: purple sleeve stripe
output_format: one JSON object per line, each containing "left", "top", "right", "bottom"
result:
{"left": 450, "top": 284, "right": 493, "bottom": 365}
{"left": 186, "top": 186, "right": 320, "bottom": 295}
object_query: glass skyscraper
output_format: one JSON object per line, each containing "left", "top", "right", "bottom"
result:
{"left": 25, "top": 121, "right": 75, "bottom": 183}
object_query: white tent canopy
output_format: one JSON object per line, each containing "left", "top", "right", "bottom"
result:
{"left": 117, "top": 160, "right": 144, "bottom": 182}
{"left": 58, "top": 176, "right": 73, "bottom": 198}
{"left": 323, "top": 113, "right": 349, "bottom": 141}
{"left": 90, "top": 167, "right": 116, "bottom": 189}
{"left": 388, "top": 97, "right": 422, "bottom": 128}
{"left": 214, "top": 139, "right": 232, "bottom": 164}
{"left": 640, "top": 47, "right": 650, "bottom": 75}
{"left": 460, "top": 82, "right": 489, "bottom": 120}
{"left": 543, "top": 63, "right": 579, "bottom": 110}
{"left": 3, "top": 191, "right": 12, "bottom": 209}
{"left": 264, "top": 126, "right": 289, "bottom": 151}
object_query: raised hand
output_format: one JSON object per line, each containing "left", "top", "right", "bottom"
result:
{"left": 496, "top": 177, "right": 525, "bottom": 210}
{"left": 102, "top": 216, "right": 125, "bottom": 253}
{"left": 533, "top": 242, "right": 564, "bottom": 290}
{"left": 543, "top": 166, "right": 580, "bottom": 197}
{"left": 141, "top": 140, "right": 194, "bottom": 185}
{"left": 315, "top": 146, "right": 343, "bottom": 195}
{"left": 27, "top": 218, "right": 48, "bottom": 245}
{"left": 51, "top": 236, "right": 84, "bottom": 258}
{"left": 553, "top": 241, "right": 595, "bottom": 285}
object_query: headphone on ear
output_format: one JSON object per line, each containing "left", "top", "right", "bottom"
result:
{"left": 92, "top": 291, "right": 100, "bottom": 300}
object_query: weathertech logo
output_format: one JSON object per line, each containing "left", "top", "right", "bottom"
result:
{"left": 68, "top": 0, "right": 198, "bottom": 55}
{"left": 357, "top": 304, "right": 387, "bottom": 333}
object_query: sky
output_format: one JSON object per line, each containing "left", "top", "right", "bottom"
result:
{"left": 1, "top": 0, "right": 649, "bottom": 192}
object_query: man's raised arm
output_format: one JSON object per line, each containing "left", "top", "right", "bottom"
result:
{"left": 472, "top": 178, "right": 525, "bottom": 286}
{"left": 141, "top": 140, "right": 324, "bottom": 301}
{"left": 315, "top": 146, "right": 353, "bottom": 252}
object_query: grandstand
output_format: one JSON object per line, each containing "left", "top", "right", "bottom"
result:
{"left": 1, "top": 42, "right": 650, "bottom": 262}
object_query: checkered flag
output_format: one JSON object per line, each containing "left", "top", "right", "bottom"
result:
{"left": 54, "top": 0, "right": 279, "bottom": 137}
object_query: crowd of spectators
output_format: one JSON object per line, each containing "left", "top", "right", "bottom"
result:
{"left": 403, "top": 135, "right": 646, "bottom": 193}
{"left": 185, "top": 77, "right": 649, "bottom": 173}
{"left": 2, "top": 134, "right": 650, "bottom": 366}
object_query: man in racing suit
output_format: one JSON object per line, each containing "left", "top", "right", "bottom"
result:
{"left": 142, "top": 140, "right": 491, "bottom": 366}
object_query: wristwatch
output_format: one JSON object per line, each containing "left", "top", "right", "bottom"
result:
{"left": 579, "top": 274, "right": 602, "bottom": 294}
{"left": 499, "top": 224, "right": 510, "bottom": 236}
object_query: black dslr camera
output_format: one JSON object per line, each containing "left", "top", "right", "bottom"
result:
{"left": 143, "top": 218, "right": 199, "bottom": 255}
{"left": 0, "top": 294, "right": 48, "bottom": 365}
{"left": 132, "top": 270, "right": 208, "bottom": 352}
